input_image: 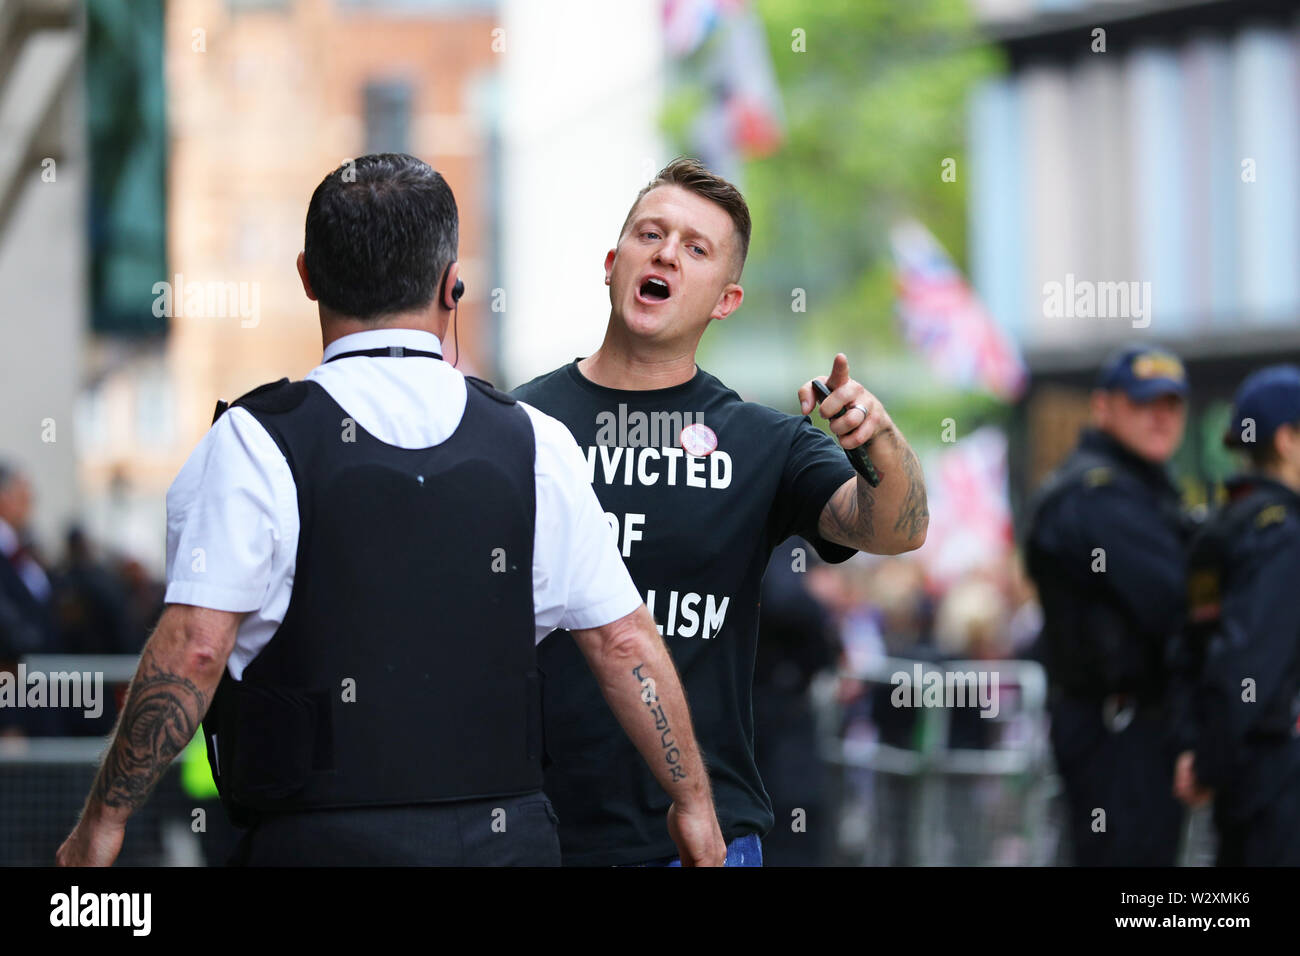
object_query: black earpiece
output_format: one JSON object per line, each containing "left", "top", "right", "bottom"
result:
{"left": 440, "top": 263, "right": 464, "bottom": 368}
{"left": 440, "top": 264, "right": 464, "bottom": 307}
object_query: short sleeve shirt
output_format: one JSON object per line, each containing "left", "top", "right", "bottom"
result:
{"left": 512, "top": 360, "right": 857, "bottom": 865}
{"left": 163, "top": 329, "right": 643, "bottom": 680}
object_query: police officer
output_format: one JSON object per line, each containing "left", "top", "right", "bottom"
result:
{"left": 0, "top": 461, "right": 60, "bottom": 739}
{"left": 1024, "top": 346, "right": 1191, "bottom": 865}
{"left": 1171, "top": 365, "right": 1300, "bottom": 866}
{"left": 56, "top": 154, "right": 725, "bottom": 867}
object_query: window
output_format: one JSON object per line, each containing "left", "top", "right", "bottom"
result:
{"left": 364, "top": 81, "right": 414, "bottom": 155}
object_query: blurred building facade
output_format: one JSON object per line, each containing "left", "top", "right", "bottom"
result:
{"left": 0, "top": 0, "right": 86, "bottom": 552}
{"left": 78, "top": 0, "right": 502, "bottom": 571}
{"left": 967, "top": 0, "right": 1300, "bottom": 499}
{"left": 498, "top": 0, "right": 665, "bottom": 386}
{"left": 0, "top": 0, "right": 669, "bottom": 574}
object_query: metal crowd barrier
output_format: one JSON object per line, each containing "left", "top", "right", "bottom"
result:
{"left": 0, "top": 736, "right": 203, "bottom": 866}
{"left": 1, "top": 653, "right": 210, "bottom": 866}
{"left": 817, "top": 655, "right": 1217, "bottom": 866}
{"left": 2, "top": 653, "right": 1215, "bottom": 866}
{"left": 816, "top": 656, "right": 1063, "bottom": 866}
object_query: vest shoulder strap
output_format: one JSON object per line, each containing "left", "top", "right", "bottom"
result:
{"left": 210, "top": 378, "right": 308, "bottom": 426}
{"left": 465, "top": 375, "right": 518, "bottom": 406}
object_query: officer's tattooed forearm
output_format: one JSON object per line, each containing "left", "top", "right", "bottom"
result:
{"left": 91, "top": 649, "right": 207, "bottom": 813}
{"left": 632, "top": 663, "right": 688, "bottom": 782}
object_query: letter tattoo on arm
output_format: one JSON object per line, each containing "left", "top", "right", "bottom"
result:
{"left": 635, "top": 664, "right": 688, "bottom": 782}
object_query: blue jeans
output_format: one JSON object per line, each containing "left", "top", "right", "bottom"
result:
{"left": 640, "top": 833, "right": 762, "bottom": 867}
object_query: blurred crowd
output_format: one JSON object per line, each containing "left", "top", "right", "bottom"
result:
{"left": 0, "top": 461, "right": 164, "bottom": 738}
{"left": 2, "top": 449, "right": 1045, "bottom": 862}
{"left": 754, "top": 537, "right": 1043, "bottom": 865}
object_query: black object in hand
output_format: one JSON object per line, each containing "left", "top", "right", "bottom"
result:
{"left": 811, "top": 379, "right": 882, "bottom": 487}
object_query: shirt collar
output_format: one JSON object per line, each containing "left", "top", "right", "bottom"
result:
{"left": 321, "top": 328, "right": 443, "bottom": 364}
{"left": 1226, "top": 472, "right": 1300, "bottom": 505}
{"left": 1079, "top": 427, "right": 1176, "bottom": 493}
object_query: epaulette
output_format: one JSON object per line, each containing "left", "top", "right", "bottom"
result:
{"left": 1082, "top": 466, "right": 1112, "bottom": 488}
{"left": 1255, "top": 503, "right": 1289, "bottom": 530}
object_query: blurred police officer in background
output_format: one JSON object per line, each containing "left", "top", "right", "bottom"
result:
{"left": 753, "top": 538, "right": 841, "bottom": 867}
{"left": 0, "top": 463, "right": 56, "bottom": 665}
{"left": 1025, "top": 346, "right": 1191, "bottom": 866}
{"left": 56, "top": 153, "right": 725, "bottom": 867}
{"left": 0, "top": 462, "right": 62, "bottom": 739}
{"left": 1171, "top": 365, "right": 1300, "bottom": 866}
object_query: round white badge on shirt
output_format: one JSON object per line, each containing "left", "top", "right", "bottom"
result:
{"left": 680, "top": 423, "right": 718, "bottom": 457}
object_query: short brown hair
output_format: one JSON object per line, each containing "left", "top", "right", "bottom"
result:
{"left": 1232, "top": 420, "right": 1300, "bottom": 470}
{"left": 618, "top": 157, "right": 752, "bottom": 278}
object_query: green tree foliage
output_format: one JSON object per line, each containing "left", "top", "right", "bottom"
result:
{"left": 666, "top": 0, "right": 1001, "bottom": 439}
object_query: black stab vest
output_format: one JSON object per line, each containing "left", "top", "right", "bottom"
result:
{"left": 202, "top": 375, "right": 540, "bottom": 823}
{"left": 1185, "top": 481, "right": 1300, "bottom": 777}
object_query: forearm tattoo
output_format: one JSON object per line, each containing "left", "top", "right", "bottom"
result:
{"left": 822, "top": 431, "right": 928, "bottom": 548}
{"left": 93, "top": 649, "right": 207, "bottom": 812}
{"left": 632, "top": 663, "right": 688, "bottom": 783}
{"left": 892, "top": 438, "right": 929, "bottom": 541}
{"left": 823, "top": 467, "right": 877, "bottom": 544}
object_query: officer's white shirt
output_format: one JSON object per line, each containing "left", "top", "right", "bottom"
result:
{"left": 163, "top": 327, "right": 642, "bottom": 680}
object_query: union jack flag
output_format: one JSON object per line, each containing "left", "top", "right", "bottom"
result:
{"left": 890, "top": 219, "right": 1027, "bottom": 402}
{"left": 916, "top": 426, "right": 1015, "bottom": 591}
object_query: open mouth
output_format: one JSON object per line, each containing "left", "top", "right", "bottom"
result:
{"left": 638, "top": 277, "right": 670, "bottom": 302}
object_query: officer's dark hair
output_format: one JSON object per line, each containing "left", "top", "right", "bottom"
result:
{"left": 304, "top": 153, "right": 458, "bottom": 321}
{"left": 1236, "top": 420, "right": 1300, "bottom": 470}
{"left": 0, "top": 461, "right": 17, "bottom": 493}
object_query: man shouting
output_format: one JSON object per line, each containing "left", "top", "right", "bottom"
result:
{"left": 513, "top": 158, "right": 928, "bottom": 866}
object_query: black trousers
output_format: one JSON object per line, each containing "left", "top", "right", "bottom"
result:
{"left": 754, "top": 689, "right": 828, "bottom": 866}
{"left": 229, "top": 790, "right": 561, "bottom": 866}
{"left": 1214, "top": 765, "right": 1300, "bottom": 867}
{"left": 1049, "top": 697, "right": 1183, "bottom": 866}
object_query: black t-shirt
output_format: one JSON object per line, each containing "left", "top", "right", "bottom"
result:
{"left": 512, "top": 360, "right": 856, "bottom": 865}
